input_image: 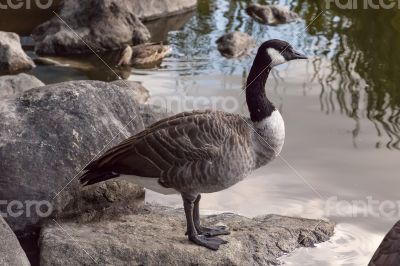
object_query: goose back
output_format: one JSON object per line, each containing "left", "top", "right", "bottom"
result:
{"left": 84, "top": 110, "right": 256, "bottom": 193}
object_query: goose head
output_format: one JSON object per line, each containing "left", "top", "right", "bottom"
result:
{"left": 256, "top": 39, "right": 307, "bottom": 68}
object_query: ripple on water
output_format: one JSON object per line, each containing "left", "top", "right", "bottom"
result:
{"left": 281, "top": 223, "right": 382, "bottom": 266}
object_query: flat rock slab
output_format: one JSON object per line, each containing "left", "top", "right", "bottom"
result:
{"left": 40, "top": 205, "right": 334, "bottom": 265}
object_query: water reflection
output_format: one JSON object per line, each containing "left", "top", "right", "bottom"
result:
{"left": 294, "top": 0, "right": 400, "bottom": 149}
{"left": 160, "top": 0, "right": 399, "bottom": 149}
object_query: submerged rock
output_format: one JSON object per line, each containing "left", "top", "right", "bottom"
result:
{"left": 0, "top": 80, "right": 145, "bottom": 236}
{"left": 216, "top": 32, "right": 256, "bottom": 58}
{"left": 131, "top": 0, "right": 198, "bottom": 21}
{"left": 246, "top": 4, "right": 299, "bottom": 25}
{"left": 32, "top": 0, "right": 151, "bottom": 55}
{"left": 0, "top": 31, "right": 35, "bottom": 74}
{"left": 0, "top": 73, "right": 44, "bottom": 98}
{"left": 0, "top": 216, "right": 30, "bottom": 266}
{"left": 39, "top": 205, "right": 334, "bottom": 266}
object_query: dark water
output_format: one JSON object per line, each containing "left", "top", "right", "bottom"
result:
{"left": 1, "top": 0, "right": 400, "bottom": 265}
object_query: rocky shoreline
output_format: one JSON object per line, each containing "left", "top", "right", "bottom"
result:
{"left": 40, "top": 204, "right": 334, "bottom": 266}
{"left": 0, "top": 71, "right": 336, "bottom": 266}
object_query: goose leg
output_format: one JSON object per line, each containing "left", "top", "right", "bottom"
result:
{"left": 193, "top": 194, "right": 230, "bottom": 237}
{"left": 182, "top": 193, "right": 227, "bottom": 250}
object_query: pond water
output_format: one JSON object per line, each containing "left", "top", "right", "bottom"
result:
{"left": 2, "top": 0, "right": 400, "bottom": 265}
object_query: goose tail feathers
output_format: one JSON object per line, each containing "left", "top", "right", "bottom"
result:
{"left": 79, "top": 169, "right": 119, "bottom": 186}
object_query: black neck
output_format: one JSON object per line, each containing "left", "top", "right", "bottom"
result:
{"left": 246, "top": 56, "right": 275, "bottom": 122}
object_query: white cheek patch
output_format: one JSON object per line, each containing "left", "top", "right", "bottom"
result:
{"left": 267, "top": 48, "right": 286, "bottom": 67}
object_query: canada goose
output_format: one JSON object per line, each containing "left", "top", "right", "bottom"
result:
{"left": 246, "top": 4, "right": 299, "bottom": 25}
{"left": 80, "top": 39, "right": 307, "bottom": 250}
{"left": 369, "top": 220, "right": 400, "bottom": 266}
{"left": 117, "top": 43, "right": 171, "bottom": 67}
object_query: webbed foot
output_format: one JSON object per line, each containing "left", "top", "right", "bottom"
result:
{"left": 189, "top": 234, "right": 228, "bottom": 250}
{"left": 197, "top": 225, "right": 230, "bottom": 237}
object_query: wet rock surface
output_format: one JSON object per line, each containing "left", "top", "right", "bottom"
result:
{"left": 0, "top": 31, "right": 35, "bottom": 74}
{"left": 39, "top": 204, "right": 335, "bottom": 266}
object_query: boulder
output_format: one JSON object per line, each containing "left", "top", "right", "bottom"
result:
{"left": 110, "top": 80, "right": 150, "bottom": 104}
{"left": 138, "top": 104, "right": 174, "bottom": 127}
{"left": 369, "top": 220, "right": 400, "bottom": 266}
{"left": 0, "top": 80, "right": 145, "bottom": 236}
{"left": 110, "top": 80, "right": 175, "bottom": 127}
{"left": 32, "top": 0, "right": 151, "bottom": 55}
{"left": 0, "top": 31, "right": 35, "bottom": 74}
{"left": 0, "top": 216, "right": 30, "bottom": 266}
{"left": 246, "top": 4, "right": 299, "bottom": 25}
{"left": 216, "top": 32, "right": 256, "bottom": 58}
{"left": 0, "top": 73, "right": 44, "bottom": 98}
{"left": 131, "top": 0, "right": 198, "bottom": 22}
{"left": 39, "top": 205, "right": 334, "bottom": 266}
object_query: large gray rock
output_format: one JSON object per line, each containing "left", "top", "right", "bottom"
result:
{"left": 32, "top": 0, "right": 151, "bottom": 55}
{"left": 110, "top": 80, "right": 150, "bottom": 104}
{"left": 369, "top": 220, "right": 400, "bottom": 266}
{"left": 0, "top": 73, "right": 44, "bottom": 98}
{"left": 0, "top": 80, "right": 145, "bottom": 236}
{"left": 216, "top": 32, "right": 256, "bottom": 58}
{"left": 110, "top": 80, "right": 175, "bottom": 127}
{"left": 39, "top": 205, "right": 334, "bottom": 266}
{"left": 132, "top": 0, "right": 197, "bottom": 21}
{"left": 138, "top": 104, "right": 174, "bottom": 127}
{"left": 0, "top": 216, "right": 30, "bottom": 266}
{"left": 0, "top": 31, "right": 35, "bottom": 74}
